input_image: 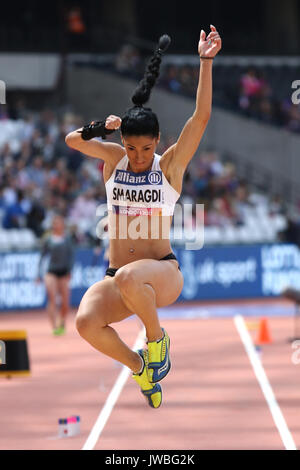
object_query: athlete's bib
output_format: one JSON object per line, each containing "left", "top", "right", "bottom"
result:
{"left": 105, "top": 153, "right": 180, "bottom": 216}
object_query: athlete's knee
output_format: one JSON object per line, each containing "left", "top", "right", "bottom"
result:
{"left": 114, "top": 268, "right": 139, "bottom": 296}
{"left": 76, "top": 298, "right": 107, "bottom": 337}
{"left": 75, "top": 311, "right": 90, "bottom": 338}
{"left": 47, "top": 295, "right": 56, "bottom": 306}
{"left": 60, "top": 295, "right": 70, "bottom": 309}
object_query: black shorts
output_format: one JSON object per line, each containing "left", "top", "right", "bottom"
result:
{"left": 48, "top": 269, "right": 70, "bottom": 278}
{"left": 105, "top": 253, "right": 180, "bottom": 278}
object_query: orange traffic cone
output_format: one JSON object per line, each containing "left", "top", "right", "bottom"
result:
{"left": 256, "top": 318, "right": 272, "bottom": 345}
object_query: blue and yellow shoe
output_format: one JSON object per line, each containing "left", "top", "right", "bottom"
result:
{"left": 147, "top": 328, "right": 171, "bottom": 383}
{"left": 132, "top": 349, "right": 162, "bottom": 409}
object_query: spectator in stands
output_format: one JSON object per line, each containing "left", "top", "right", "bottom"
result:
{"left": 207, "top": 150, "right": 224, "bottom": 177}
{"left": 0, "top": 185, "right": 6, "bottom": 226}
{"left": 239, "top": 67, "right": 264, "bottom": 116}
{"left": 206, "top": 188, "right": 237, "bottom": 227}
{"left": 115, "top": 44, "right": 142, "bottom": 78}
{"left": 2, "top": 189, "right": 27, "bottom": 229}
{"left": 269, "top": 193, "right": 286, "bottom": 216}
{"left": 192, "top": 164, "right": 211, "bottom": 199}
{"left": 181, "top": 171, "right": 196, "bottom": 199}
{"left": 284, "top": 103, "right": 300, "bottom": 133}
{"left": 26, "top": 156, "right": 46, "bottom": 187}
{"left": 68, "top": 187, "right": 99, "bottom": 241}
{"left": 179, "top": 65, "right": 195, "bottom": 96}
{"left": 161, "top": 65, "right": 181, "bottom": 93}
{"left": 232, "top": 181, "right": 252, "bottom": 225}
{"left": 48, "top": 159, "right": 76, "bottom": 203}
{"left": 54, "top": 124, "right": 78, "bottom": 168}
{"left": 206, "top": 197, "right": 230, "bottom": 227}
{"left": 26, "top": 199, "right": 45, "bottom": 237}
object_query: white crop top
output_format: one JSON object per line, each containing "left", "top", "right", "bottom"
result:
{"left": 105, "top": 153, "right": 180, "bottom": 216}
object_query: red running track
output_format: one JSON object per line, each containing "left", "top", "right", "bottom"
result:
{"left": 0, "top": 302, "right": 299, "bottom": 450}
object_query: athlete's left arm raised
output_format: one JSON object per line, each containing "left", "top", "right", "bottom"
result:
{"left": 163, "top": 26, "right": 222, "bottom": 173}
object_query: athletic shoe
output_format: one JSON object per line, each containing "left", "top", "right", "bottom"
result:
{"left": 132, "top": 349, "right": 162, "bottom": 409}
{"left": 147, "top": 328, "right": 171, "bottom": 383}
{"left": 52, "top": 326, "right": 65, "bottom": 336}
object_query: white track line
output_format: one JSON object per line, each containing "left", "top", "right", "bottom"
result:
{"left": 82, "top": 328, "right": 145, "bottom": 450}
{"left": 234, "top": 315, "right": 297, "bottom": 450}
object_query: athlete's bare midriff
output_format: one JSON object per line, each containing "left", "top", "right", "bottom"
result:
{"left": 107, "top": 213, "right": 174, "bottom": 268}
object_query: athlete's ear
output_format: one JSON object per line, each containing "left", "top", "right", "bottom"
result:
{"left": 156, "top": 133, "right": 161, "bottom": 144}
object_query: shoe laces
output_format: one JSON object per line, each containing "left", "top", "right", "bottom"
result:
{"left": 143, "top": 350, "right": 149, "bottom": 367}
{"left": 161, "top": 336, "right": 166, "bottom": 359}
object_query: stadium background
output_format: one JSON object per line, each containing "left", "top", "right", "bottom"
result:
{"left": 1, "top": 0, "right": 300, "bottom": 309}
{"left": 1, "top": 0, "right": 300, "bottom": 451}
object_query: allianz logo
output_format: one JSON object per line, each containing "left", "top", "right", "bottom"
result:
{"left": 115, "top": 170, "right": 162, "bottom": 185}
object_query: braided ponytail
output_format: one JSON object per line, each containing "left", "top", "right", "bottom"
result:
{"left": 121, "top": 34, "right": 171, "bottom": 137}
{"left": 131, "top": 34, "right": 171, "bottom": 107}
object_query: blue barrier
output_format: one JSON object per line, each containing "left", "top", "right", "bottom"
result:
{"left": 0, "top": 243, "right": 300, "bottom": 311}
{"left": 175, "top": 243, "right": 300, "bottom": 301}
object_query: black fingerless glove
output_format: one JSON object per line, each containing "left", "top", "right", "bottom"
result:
{"left": 77, "top": 120, "right": 115, "bottom": 141}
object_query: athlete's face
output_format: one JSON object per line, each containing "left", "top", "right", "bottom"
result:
{"left": 121, "top": 134, "right": 160, "bottom": 173}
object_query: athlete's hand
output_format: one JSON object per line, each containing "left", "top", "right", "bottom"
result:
{"left": 198, "top": 25, "right": 222, "bottom": 58}
{"left": 105, "top": 115, "right": 122, "bottom": 131}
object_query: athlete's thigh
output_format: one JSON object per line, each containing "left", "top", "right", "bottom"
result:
{"left": 78, "top": 276, "right": 134, "bottom": 325}
{"left": 44, "top": 273, "right": 58, "bottom": 300}
{"left": 57, "top": 276, "right": 70, "bottom": 305}
{"left": 116, "top": 259, "right": 184, "bottom": 308}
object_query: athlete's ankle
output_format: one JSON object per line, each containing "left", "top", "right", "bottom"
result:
{"left": 132, "top": 352, "right": 144, "bottom": 375}
{"left": 147, "top": 328, "right": 164, "bottom": 343}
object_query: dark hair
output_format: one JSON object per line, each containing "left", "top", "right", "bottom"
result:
{"left": 121, "top": 34, "right": 171, "bottom": 138}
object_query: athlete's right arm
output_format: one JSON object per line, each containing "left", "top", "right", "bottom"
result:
{"left": 65, "top": 115, "right": 125, "bottom": 164}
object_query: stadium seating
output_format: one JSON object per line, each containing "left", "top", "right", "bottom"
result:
{"left": 0, "top": 229, "right": 37, "bottom": 252}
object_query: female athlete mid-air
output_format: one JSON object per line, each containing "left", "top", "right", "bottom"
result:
{"left": 65, "top": 26, "right": 221, "bottom": 408}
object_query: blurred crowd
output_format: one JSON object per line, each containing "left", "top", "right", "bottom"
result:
{"left": 159, "top": 64, "right": 300, "bottom": 133}
{"left": 114, "top": 44, "right": 143, "bottom": 78}
{"left": 112, "top": 44, "right": 300, "bottom": 133}
{"left": 0, "top": 104, "right": 107, "bottom": 245}
{"left": 178, "top": 149, "right": 286, "bottom": 229}
{"left": 237, "top": 68, "right": 300, "bottom": 132}
{"left": 0, "top": 100, "right": 289, "bottom": 247}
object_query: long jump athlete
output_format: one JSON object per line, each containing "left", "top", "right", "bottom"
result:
{"left": 65, "top": 26, "right": 222, "bottom": 408}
